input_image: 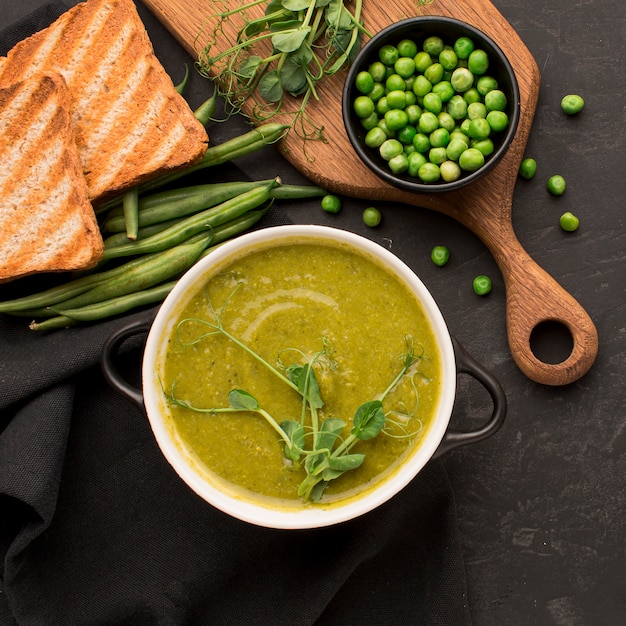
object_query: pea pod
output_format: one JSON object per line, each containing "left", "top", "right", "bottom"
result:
{"left": 100, "top": 180, "right": 277, "bottom": 261}
{"left": 52, "top": 234, "right": 212, "bottom": 311}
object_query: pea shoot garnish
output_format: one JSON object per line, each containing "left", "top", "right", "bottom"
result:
{"left": 165, "top": 283, "right": 427, "bottom": 503}
{"left": 195, "top": 0, "right": 372, "bottom": 143}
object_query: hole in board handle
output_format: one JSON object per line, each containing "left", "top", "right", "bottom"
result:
{"left": 529, "top": 320, "right": 574, "bottom": 365}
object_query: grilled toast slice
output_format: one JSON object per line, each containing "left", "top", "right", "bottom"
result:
{"left": 0, "top": 71, "right": 104, "bottom": 282}
{"left": 0, "top": 0, "right": 208, "bottom": 204}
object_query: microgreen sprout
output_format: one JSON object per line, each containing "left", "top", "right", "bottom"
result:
{"left": 194, "top": 0, "right": 372, "bottom": 146}
{"left": 165, "top": 287, "right": 428, "bottom": 503}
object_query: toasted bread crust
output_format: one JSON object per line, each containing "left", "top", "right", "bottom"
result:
{"left": 0, "top": 72, "right": 104, "bottom": 282}
{"left": 0, "top": 0, "right": 208, "bottom": 203}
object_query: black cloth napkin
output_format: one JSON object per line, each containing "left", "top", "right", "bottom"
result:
{"left": 0, "top": 3, "right": 472, "bottom": 624}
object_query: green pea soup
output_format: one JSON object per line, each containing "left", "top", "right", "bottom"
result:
{"left": 159, "top": 237, "right": 443, "bottom": 509}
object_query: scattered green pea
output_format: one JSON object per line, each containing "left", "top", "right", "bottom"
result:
{"left": 559, "top": 211, "right": 580, "bottom": 232}
{"left": 431, "top": 245, "right": 451, "bottom": 266}
{"left": 362, "top": 206, "right": 382, "bottom": 227}
{"left": 547, "top": 174, "right": 566, "bottom": 196}
{"left": 519, "top": 157, "right": 537, "bottom": 179}
{"left": 321, "top": 194, "right": 341, "bottom": 214}
{"left": 473, "top": 275, "right": 492, "bottom": 296}
{"left": 561, "top": 94, "right": 584, "bottom": 115}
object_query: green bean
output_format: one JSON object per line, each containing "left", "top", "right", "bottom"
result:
{"left": 137, "top": 123, "right": 289, "bottom": 194}
{"left": 103, "top": 181, "right": 271, "bottom": 232}
{"left": 52, "top": 234, "right": 211, "bottom": 311}
{"left": 105, "top": 179, "right": 273, "bottom": 218}
{"left": 174, "top": 64, "right": 190, "bottom": 94}
{"left": 194, "top": 89, "right": 218, "bottom": 126}
{"left": 94, "top": 122, "right": 288, "bottom": 214}
{"left": 105, "top": 180, "right": 326, "bottom": 228}
{"left": 122, "top": 186, "right": 139, "bottom": 240}
{"left": 100, "top": 180, "right": 276, "bottom": 261}
{"left": 30, "top": 211, "right": 270, "bottom": 330}
{"left": 270, "top": 184, "right": 327, "bottom": 200}
{"left": 32, "top": 281, "right": 178, "bottom": 330}
{"left": 200, "top": 207, "right": 268, "bottom": 254}
{"left": 103, "top": 219, "right": 179, "bottom": 248}
{"left": 29, "top": 315, "right": 79, "bottom": 331}
{"left": 0, "top": 246, "right": 188, "bottom": 313}
{"left": 99, "top": 220, "right": 212, "bottom": 262}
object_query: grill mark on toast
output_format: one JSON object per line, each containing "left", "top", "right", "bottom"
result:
{"left": 0, "top": 0, "right": 207, "bottom": 209}
{"left": 51, "top": 4, "right": 114, "bottom": 85}
{"left": 12, "top": 19, "right": 66, "bottom": 77}
{"left": 141, "top": 120, "right": 189, "bottom": 175}
{"left": 0, "top": 76, "right": 41, "bottom": 151}
{"left": 91, "top": 91, "right": 169, "bottom": 196}
{"left": 0, "top": 97, "right": 59, "bottom": 194}
{"left": 0, "top": 72, "right": 102, "bottom": 281}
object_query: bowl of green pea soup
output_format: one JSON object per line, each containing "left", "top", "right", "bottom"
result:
{"left": 102, "top": 225, "right": 506, "bottom": 529}
{"left": 342, "top": 17, "right": 521, "bottom": 192}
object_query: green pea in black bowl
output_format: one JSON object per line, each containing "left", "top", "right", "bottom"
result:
{"left": 342, "top": 16, "right": 521, "bottom": 193}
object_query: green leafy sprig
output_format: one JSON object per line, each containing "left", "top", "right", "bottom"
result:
{"left": 195, "top": 0, "right": 371, "bottom": 144}
{"left": 165, "top": 283, "right": 427, "bottom": 503}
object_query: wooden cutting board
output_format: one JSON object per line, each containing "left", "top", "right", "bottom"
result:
{"left": 142, "top": 0, "right": 598, "bottom": 386}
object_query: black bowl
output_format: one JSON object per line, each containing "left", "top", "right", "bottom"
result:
{"left": 342, "top": 17, "right": 521, "bottom": 193}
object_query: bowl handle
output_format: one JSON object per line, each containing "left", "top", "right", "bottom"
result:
{"left": 433, "top": 337, "right": 507, "bottom": 458}
{"left": 100, "top": 315, "right": 153, "bottom": 412}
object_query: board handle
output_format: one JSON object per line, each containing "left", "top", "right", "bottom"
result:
{"left": 493, "top": 233, "right": 598, "bottom": 386}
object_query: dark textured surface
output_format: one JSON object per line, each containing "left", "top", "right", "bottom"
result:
{"left": 1, "top": 1, "right": 624, "bottom": 624}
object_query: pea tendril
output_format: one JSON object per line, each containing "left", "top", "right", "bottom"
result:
{"left": 194, "top": 0, "right": 372, "bottom": 145}
{"left": 165, "top": 284, "right": 428, "bottom": 503}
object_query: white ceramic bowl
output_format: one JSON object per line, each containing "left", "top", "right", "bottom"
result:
{"left": 102, "top": 225, "right": 506, "bottom": 529}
